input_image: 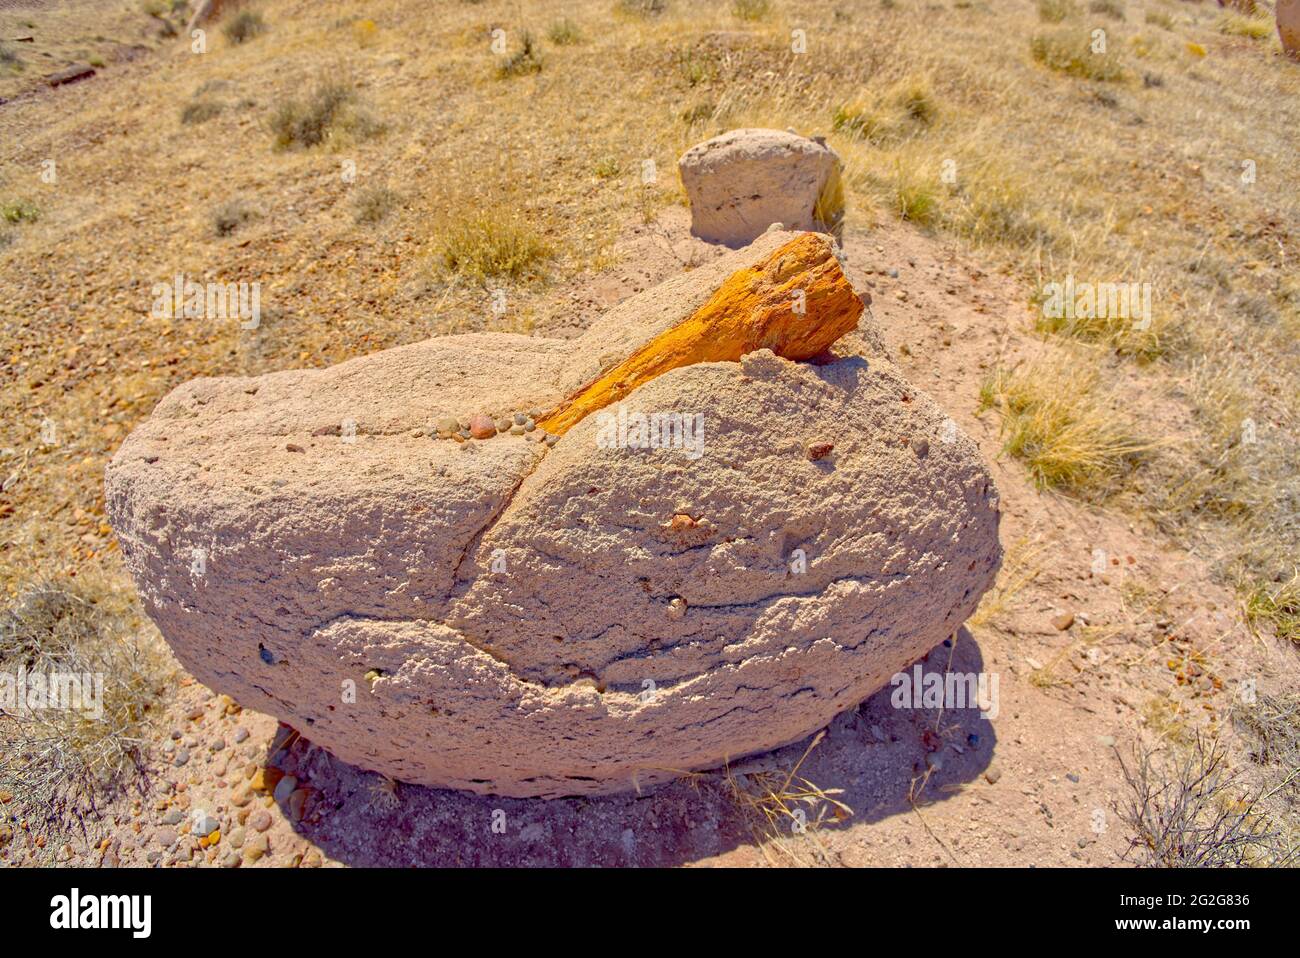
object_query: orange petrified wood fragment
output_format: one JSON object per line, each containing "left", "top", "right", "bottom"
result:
{"left": 538, "top": 232, "right": 864, "bottom": 435}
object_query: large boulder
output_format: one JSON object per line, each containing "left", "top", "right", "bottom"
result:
{"left": 106, "top": 230, "right": 1001, "bottom": 798}
{"left": 679, "top": 129, "right": 844, "bottom": 247}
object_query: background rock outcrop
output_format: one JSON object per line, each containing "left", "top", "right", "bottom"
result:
{"left": 679, "top": 129, "right": 845, "bottom": 247}
{"left": 106, "top": 230, "right": 1001, "bottom": 798}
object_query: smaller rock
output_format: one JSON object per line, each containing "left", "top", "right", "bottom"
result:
{"left": 249, "top": 809, "right": 273, "bottom": 832}
{"left": 288, "top": 788, "right": 310, "bottom": 823}
{"left": 233, "top": 727, "right": 249, "bottom": 744}
{"left": 806, "top": 441, "right": 834, "bottom": 461}
{"left": 272, "top": 774, "right": 298, "bottom": 804}
{"left": 156, "top": 828, "right": 177, "bottom": 848}
{"left": 984, "top": 765, "right": 1003, "bottom": 785}
{"left": 468, "top": 414, "right": 496, "bottom": 439}
{"left": 173, "top": 748, "right": 190, "bottom": 767}
{"left": 243, "top": 832, "right": 269, "bottom": 862}
{"left": 227, "top": 826, "right": 246, "bottom": 849}
{"left": 1052, "top": 612, "right": 1075, "bottom": 631}
{"left": 435, "top": 415, "right": 459, "bottom": 436}
{"left": 47, "top": 63, "right": 96, "bottom": 87}
{"left": 513, "top": 412, "right": 527, "bottom": 426}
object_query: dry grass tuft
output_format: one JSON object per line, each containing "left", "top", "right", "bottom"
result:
{"left": 1245, "top": 573, "right": 1300, "bottom": 647}
{"left": 1031, "top": 28, "right": 1126, "bottom": 82}
{"left": 435, "top": 208, "right": 553, "bottom": 283}
{"left": 618, "top": 0, "right": 669, "bottom": 17}
{"left": 546, "top": 18, "right": 582, "bottom": 45}
{"left": 1037, "top": 0, "right": 1078, "bottom": 24}
{"left": 497, "top": 31, "right": 544, "bottom": 78}
{"left": 212, "top": 198, "right": 255, "bottom": 237}
{"left": 270, "top": 80, "right": 381, "bottom": 150}
{"left": 833, "top": 75, "right": 938, "bottom": 144}
{"left": 354, "top": 184, "right": 401, "bottom": 225}
{"left": 725, "top": 731, "right": 852, "bottom": 866}
{"left": 0, "top": 580, "right": 174, "bottom": 850}
{"left": 180, "top": 98, "right": 223, "bottom": 125}
{"left": 223, "top": 10, "right": 267, "bottom": 45}
{"left": 1217, "top": 13, "right": 1275, "bottom": 41}
{"left": 732, "top": 0, "right": 770, "bottom": 22}
{"left": 1088, "top": 0, "right": 1125, "bottom": 21}
{"left": 979, "top": 357, "right": 1149, "bottom": 493}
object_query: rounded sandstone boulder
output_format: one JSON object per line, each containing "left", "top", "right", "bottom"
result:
{"left": 678, "top": 129, "right": 844, "bottom": 247}
{"left": 106, "top": 231, "right": 1001, "bottom": 798}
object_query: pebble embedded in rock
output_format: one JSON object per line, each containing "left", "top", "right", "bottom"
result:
{"left": 288, "top": 788, "right": 310, "bottom": 822}
{"left": 435, "top": 416, "right": 459, "bottom": 436}
{"left": 911, "top": 438, "right": 930, "bottom": 458}
{"left": 468, "top": 414, "right": 496, "bottom": 439}
{"left": 243, "top": 832, "right": 268, "bottom": 862}
{"left": 173, "top": 748, "right": 190, "bottom": 767}
{"left": 510, "top": 424, "right": 525, "bottom": 436}
{"left": 249, "top": 809, "right": 273, "bottom": 832}
{"left": 272, "top": 775, "right": 298, "bottom": 804}
{"left": 513, "top": 412, "right": 527, "bottom": 426}
{"left": 667, "top": 597, "right": 687, "bottom": 621}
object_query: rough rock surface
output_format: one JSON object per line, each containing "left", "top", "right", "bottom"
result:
{"left": 106, "top": 230, "right": 1002, "bottom": 798}
{"left": 679, "top": 129, "right": 844, "bottom": 247}
{"left": 1280, "top": 0, "right": 1300, "bottom": 58}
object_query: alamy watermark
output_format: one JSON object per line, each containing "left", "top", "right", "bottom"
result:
{"left": 1040, "top": 275, "right": 1152, "bottom": 331}
{"left": 595, "top": 405, "right": 705, "bottom": 460}
{"left": 0, "top": 666, "right": 104, "bottom": 720}
{"left": 151, "top": 273, "right": 261, "bottom": 329}
{"left": 890, "top": 664, "right": 999, "bottom": 720}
